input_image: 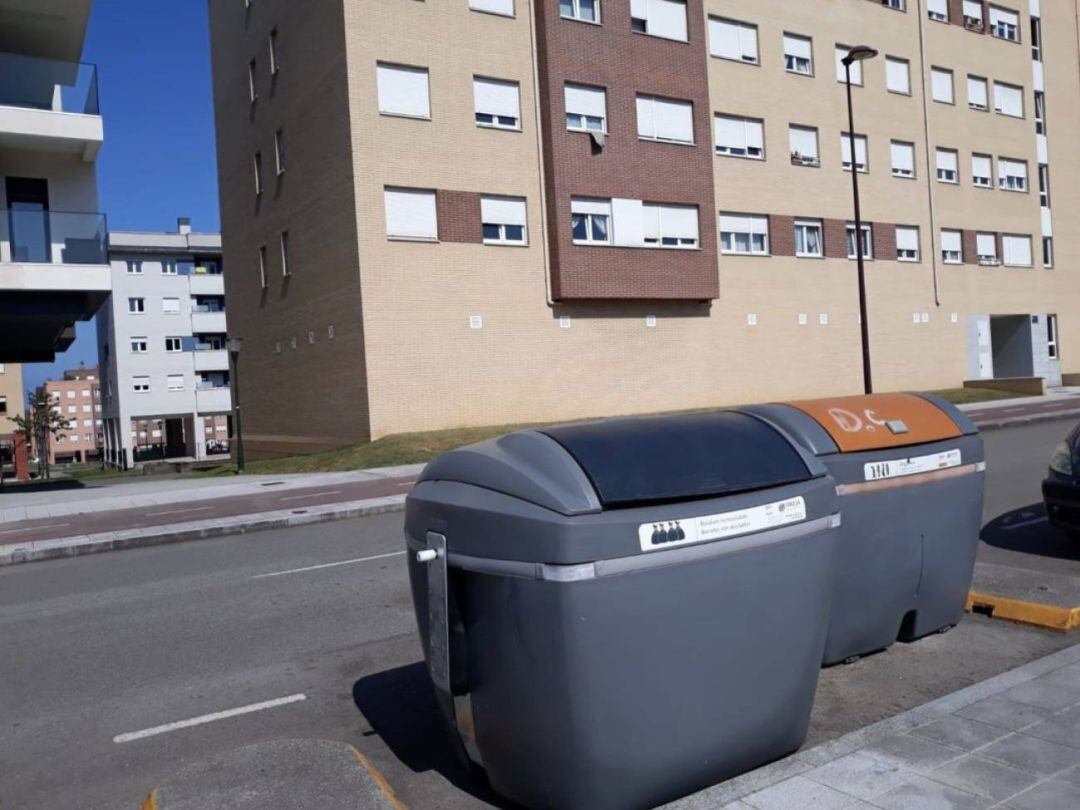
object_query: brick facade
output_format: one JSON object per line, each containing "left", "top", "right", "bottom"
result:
{"left": 769, "top": 215, "right": 796, "bottom": 257}
{"left": 436, "top": 190, "right": 482, "bottom": 244}
{"left": 948, "top": 0, "right": 992, "bottom": 33}
{"left": 823, "top": 218, "right": 849, "bottom": 260}
{"left": 534, "top": 0, "right": 718, "bottom": 301}
{"left": 963, "top": 229, "right": 979, "bottom": 264}
{"left": 872, "top": 222, "right": 897, "bottom": 262}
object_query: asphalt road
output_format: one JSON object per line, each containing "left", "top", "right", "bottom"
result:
{"left": 2, "top": 419, "right": 1079, "bottom": 809}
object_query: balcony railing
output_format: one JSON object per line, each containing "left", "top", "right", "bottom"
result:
{"left": 0, "top": 209, "right": 108, "bottom": 264}
{"left": 0, "top": 51, "right": 100, "bottom": 115}
{"left": 191, "top": 303, "right": 226, "bottom": 313}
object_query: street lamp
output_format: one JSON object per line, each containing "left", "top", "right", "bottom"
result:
{"left": 227, "top": 336, "right": 245, "bottom": 473}
{"left": 842, "top": 45, "right": 879, "bottom": 395}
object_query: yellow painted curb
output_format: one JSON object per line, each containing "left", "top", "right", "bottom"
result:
{"left": 967, "top": 590, "right": 1080, "bottom": 632}
{"left": 350, "top": 746, "right": 408, "bottom": 810}
{"left": 139, "top": 788, "right": 158, "bottom": 810}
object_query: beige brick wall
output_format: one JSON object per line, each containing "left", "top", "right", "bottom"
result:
{"left": 0, "top": 363, "right": 23, "bottom": 437}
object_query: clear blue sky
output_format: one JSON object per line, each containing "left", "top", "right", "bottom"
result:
{"left": 22, "top": 0, "right": 220, "bottom": 394}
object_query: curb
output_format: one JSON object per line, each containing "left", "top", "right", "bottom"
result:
{"left": 971, "top": 407, "right": 1080, "bottom": 432}
{"left": 966, "top": 589, "right": 1080, "bottom": 632}
{"left": 0, "top": 496, "right": 406, "bottom": 568}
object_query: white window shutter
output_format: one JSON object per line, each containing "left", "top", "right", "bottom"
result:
{"left": 896, "top": 227, "right": 919, "bottom": 252}
{"left": 719, "top": 214, "right": 750, "bottom": 233}
{"left": 710, "top": 18, "right": 739, "bottom": 59}
{"left": 976, "top": 233, "right": 997, "bottom": 255}
{"left": 789, "top": 126, "right": 817, "bottom": 156}
{"left": 886, "top": 58, "right": 909, "bottom": 92}
{"left": 932, "top": 69, "right": 953, "bottom": 102}
{"left": 968, "top": 77, "right": 987, "bottom": 107}
{"left": 891, "top": 142, "right": 914, "bottom": 172}
{"left": 1004, "top": 235, "right": 1031, "bottom": 265}
{"left": 630, "top": 0, "right": 648, "bottom": 19}
{"left": 664, "top": 205, "right": 699, "bottom": 240}
{"left": 480, "top": 195, "right": 526, "bottom": 226}
{"left": 715, "top": 115, "right": 744, "bottom": 149}
{"left": 928, "top": 0, "right": 947, "bottom": 15}
{"left": 571, "top": 198, "right": 612, "bottom": 216}
{"left": 654, "top": 98, "right": 694, "bottom": 142}
{"left": 647, "top": 0, "right": 687, "bottom": 41}
{"left": 611, "top": 198, "right": 645, "bottom": 247}
{"left": 376, "top": 64, "right": 430, "bottom": 118}
{"left": 641, "top": 203, "right": 661, "bottom": 243}
{"left": 972, "top": 154, "right": 992, "bottom": 176}
{"left": 635, "top": 97, "right": 654, "bottom": 138}
{"left": 385, "top": 188, "right": 438, "bottom": 239}
{"left": 784, "top": 35, "right": 811, "bottom": 61}
{"left": 474, "top": 78, "right": 520, "bottom": 119}
{"left": 962, "top": 0, "right": 982, "bottom": 17}
{"left": 941, "top": 230, "right": 962, "bottom": 252}
{"left": 937, "top": 149, "right": 957, "bottom": 172}
{"left": 990, "top": 7, "right": 1018, "bottom": 27}
{"left": 744, "top": 119, "right": 764, "bottom": 151}
{"left": 565, "top": 84, "right": 606, "bottom": 119}
{"left": 739, "top": 23, "right": 758, "bottom": 60}
{"left": 469, "top": 0, "right": 514, "bottom": 16}
{"left": 994, "top": 83, "right": 1022, "bottom": 116}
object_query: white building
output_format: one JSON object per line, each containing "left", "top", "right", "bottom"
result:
{"left": 97, "top": 218, "right": 230, "bottom": 468}
{"left": 0, "top": 0, "right": 110, "bottom": 362}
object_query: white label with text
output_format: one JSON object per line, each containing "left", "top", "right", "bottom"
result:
{"left": 638, "top": 496, "right": 807, "bottom": 552}
{"left": 863, "top": 449, "right": 961, "bottom": 482}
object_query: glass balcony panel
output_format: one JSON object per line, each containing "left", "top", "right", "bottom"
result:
{"left": 0, "top": 52, "right": 100, "bottom": 115}
{"left": 1, "top": 209, "right": 108, "bottom": 264}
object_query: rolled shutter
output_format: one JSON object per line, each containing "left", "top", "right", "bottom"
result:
{"left": 789, "top": 126, "right": 817, "bottom": 157}
{"left": 976, "top": 233, "right": 997, "bottom": 256}
{"left": 647, "top": 0, "right": 687, "bottom": 41}
{"left": 655, "top": 98, "right": 694, "bottom": 142}
{"left": 474, "top": 78, "right": 520, "bottom": 119}
{"left": 376, "top": 64, "right": 430, "bottom": 117}
{"left": 784, "top": 34, "right": 811, "bottom": 61}
{"left": 480, "top": 195, "right": 526, "bottom": 226}
{"left": 571, "top": 197, "right": 612, "bottom": 216}
{"left": 891, "top": 142, "right": 914, "bottom": 172}
{"left": 896, "top": 227, "right": 919, "bottom": 252}
{"left": 636, "top": 96, "right": 654, "bottom": 138}
{"left": 715, "top": 115, "right": 745, "bottom": 150}
{"left": 932, "top": 69, "right": 953, "bottom": 102}
{"left": 968, "top": 77, "right": 988, "bottom": 107}
{"left": 941, "top": 230, "right": 962, "bottom": 253}
{"left": 384, "top": 188, "right": 437, "bottom": 239}
{"left": 565, "top": 84, "right": 606, "bottom": 119}
{"left": 469, "top": 0, "right": 514, "bottom": 15}
{"left": 663, "top": 205, "right": 699, "bottom": 241}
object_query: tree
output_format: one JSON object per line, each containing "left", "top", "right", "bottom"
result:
{"left": 12, "top": 389, "right": 70, "bottom": 481}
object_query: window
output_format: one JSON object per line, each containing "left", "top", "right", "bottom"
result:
{"left": 268, "top": 28, "right": 279, "bottom": 75}
{"left": 636, "top": 95, "right": 694, "bottom": 144}
{"left": 795, "top": 219, "right": 823, "bottom": 257}
{"left": 133, "top": 376, "right": 150, "bottom": 393}
{"left": 642, "top": 203, "right": 699, "bottom": 248}
{"left": 931, "top": 67, "right": 954, "bottom": 104}
{"left": 473, "top": 77, "right": 521, "bottom": 130}
{"left": 896, "top": 227, "right": 920, "bottom": 261}
{"left": 167, "top": 374, "right": 185, "bottom": 392}
{"left": 989, "top": 6, "right": 1019, "bottom": 41}
{"left": 1034, "top": 91, "right": 1046, "bottom": 134}
{"left": 783, "top": 34, "right": 813, "bottom": 75}
{"left": 126, "top": 260, "right": 143, "bottom": 275}
{"left": 258, "top": 245, "right": 267, "bottom": 288}
{"left": 274, "top": 129, "right": 285, "bottom": 174}
{"left": 481, "top": 195, "right": 527, "bottom": 245}
{"left": 977, "top": 232, "right": 999, "bottom": 265}
{"left": 891, "top": 140, "right": 915, "bottom": 178}
{"left": 162, "top": 259, "right": 178, "bottom": 275}
{"left": 0, "top": 396, "right": 5, "bottom": 414}
{"left": 471, "top": 0, "right": 515, "bottom": 17}
{"left": 1031, "top": 15, "right": 1043, "bottom": 60}
{"left": 936, "top": 148, "right": 959, "bottom": 183}
{"left": 967, "top": 75, "right": 988, "bottom": 110}
{"left": 1043, "top": 236, "right": 1054, "bottom": 268}
{"left": 564, "top": 83, "right": 606, "bottom": 132}
{"left": 162, "top": 297, "right": 180, "bottom": 314}
{"left": 885, "top": 57, "right": 910, "bottom": 94}
{"left": 882, "top": 0, "right": 906, "bottom": 9}
{"left": 789, "top": 125, "right": 820, "bottom": 166}
{"left": 714, "top": 114, "right": 764, "bottom": 158}
{"left": 630, "top": 0, "right": 688, "bottom": 42}
{"left": 82, "top": 403, "right": 91, "bottom": 413}
{"left": 1038, "top": 164, "right": 1050, "bottom": 207}
{"left": 130, "top": 337, "right": 148, "bottom": 353}
{"left": 66, "top": 390, "right": 75, "bottom": 399}
{"left": 128, "top": 297, "right": 145, "bottom": 314}
{"left": 998, "top": 157, "right": 1028, "bottom": 191}
{"left": 963, "top": 0, "right": 983, "bottom": 26}
{"left": 376, "top": 63, "right": 431, "bottom": 119}
{"left": 927, "top": 0, "right": 947, "bottom": 21}
{"left": 67, "top": 404, "right": 75, "bottom": 413}
{"left": 253, "top": 152, "right": 263, "bottom": 195}
{"left": 570, "top": 198, "right": 611, "bottom": 244}
{"left": 165, "top": 337, "right": 182, "bottom": 352}
{"left": 941, "top": 229, "right": 963, "bottom": 263}
{"left": 993, "top": 82, "right": 1023, "bottom": 117}
{"left": 709, "top": 17, "right": 758, "bottom": 64}
{"left": 835, "top": 45, "right": 864, "bottom": 85}
{"left": 559, "top": 0, "right": 598, "bottom": 23}
{"left": 248, "top": 59, "right": 257, "bottom": 102}
{"left": 841, "top": 133, "right": 868, "bottom": 172}
{"left": 719, "top": 214, "right": 769, "bottom": 255}
{"left": 1002, "top": 234, "right": 1032, "bottom": 266}
{"left": 280, "top": 231, "right": 290, "bottom": 276}
{"left": 1048, "top": 314, "right": 1059, "bottom": 358}
{"left": 384, "top": 187, "right": 438, "bottom": 240}
{"left": 846, "top": 223, "right": 873, "bottom": 260}
{"left": 972, "top": 153, "right": 993, "bottom": 187}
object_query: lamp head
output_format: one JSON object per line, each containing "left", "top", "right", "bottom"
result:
{"left": 227, "top": 336, "right": 243, "bottom": 354}
{"left": 843, "top": 46, "right": 879, "bottom": 66}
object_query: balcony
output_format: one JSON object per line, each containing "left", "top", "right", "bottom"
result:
{"left": 195, "top": 385, "right": 231, "bottom": 415}
{"left": 190, "top": 310, "right": 226, "bottom": 334}
{"left": 0, "top": 51, "right": 103, "bottom": 160}
{"left": 193, "top": 348, "right": 229, "bottom": 372}
{"left": 189, "top": 273, "right": 225, "bottom": 296}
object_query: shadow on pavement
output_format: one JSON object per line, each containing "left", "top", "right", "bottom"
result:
{"left": 0, "top": 479, "right": 87, "bottom": 495}
{"left": 981, "top": 502, "right": 1080, "bottom": 561}
{"left": 352, "top": 662, "right": 514, "bottom": 808}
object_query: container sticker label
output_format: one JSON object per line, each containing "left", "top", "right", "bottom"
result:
{"left": 638, "top": 496, "right": 807, "bottom": 552}
{"left": 863, "top": 448, "right": 962, "bottom": 482}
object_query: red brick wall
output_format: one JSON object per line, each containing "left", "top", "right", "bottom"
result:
{"left": 436, "top": 190, "right": 482, "bottom": 244}
{"left": 872, "top": 222, "right": 897, "bottom": 262}
{"left": 948, "top": 0, "right": 990, "bottom": 33}
{"left": 769, "top": 215, "right": 796, "bottom": 257}
{"left": 534, "top": 0, "right": 718, "bottom": 300}
{"left": 824, "top": 218, "right": 849, "bottom": 259}
{"left": 963, "top": 230, "right": 979, "bottom": 264}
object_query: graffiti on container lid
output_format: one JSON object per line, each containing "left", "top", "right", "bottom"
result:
{"left": 828, "top": 407, "right": 889, "bottom": 434}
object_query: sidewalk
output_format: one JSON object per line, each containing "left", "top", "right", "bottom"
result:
{"left": 959, "top": 387, "right": 1080, "bottom": 430}
{"left": 663, "top": 640, "right": 1080, "bottom": 809}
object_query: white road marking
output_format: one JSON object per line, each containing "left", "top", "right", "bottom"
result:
{"left": 252, "top": 550, "right": 406, "bottom": 579}
{"left": 395, "top": 482, "right": 414, "bottom": 488}
{"left": 1003, "top": 516, "right": 1049, "bottom": 530}
{"left": 278, "top": 489, "right": 342, "bottom": 502}
{"left": 0, "top": 522, "right": 70, "bottom": 535}
{"left": 113, "top": 693, "right": 307, "bottom": 744}
{"left": 145, "top": 506, "right": 214, "bottom": 517}
{"left": 1001, "top": 408, "right": 1028, "bottom": 413}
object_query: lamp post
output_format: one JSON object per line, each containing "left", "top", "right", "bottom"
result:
{"left": 227, "top": 336, "right": 245, "bottom": 473}
{"left": 843, "top": 45, "right": 879, "bottom": 395}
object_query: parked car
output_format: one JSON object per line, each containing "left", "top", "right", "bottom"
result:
{"left": 1043, "top": 422, "right": 1080, "bottom": 537}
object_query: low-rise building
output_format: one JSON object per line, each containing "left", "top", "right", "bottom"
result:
{"left": 97, "top": 218, "right": 230, "bottom": 468}
{"left": 0, "top": 362, "right": 27, "bottom": 479}
{"left": 44, "top": 363, "right": 101, "bottom": 465}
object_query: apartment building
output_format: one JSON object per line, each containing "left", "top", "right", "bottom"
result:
{"left": 0, "top": 362, "right": 27, "bottom": 479}
{"left": 0, "top": 0, "right": 110, "bottom": 363}
{"left": 96, "top": 219, "right": 231, "bottom": 468}
{"left": 209, "top": 0, "right": 1079, "bottom": 457}
{"left": 43, "top": 364, "right": 101, "bottom": 465}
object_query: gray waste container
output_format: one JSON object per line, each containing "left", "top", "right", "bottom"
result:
{"left": 405, "top": 411, "right": 842, "bottom": 810}
{"left": 744, "top": 393, "right": 985, "bottom": 666}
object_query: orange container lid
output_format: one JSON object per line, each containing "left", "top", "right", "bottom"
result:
{"left": 784, "top": 393, "right": 962, "bottom": 453}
